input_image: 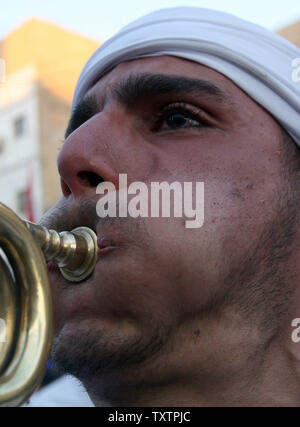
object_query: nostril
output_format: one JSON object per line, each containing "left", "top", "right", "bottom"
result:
{"left": 61, "top": 178, "right": 72, "bottom": 197}
{"left": 77, "top": 171, "right": 104, "bottom": 187}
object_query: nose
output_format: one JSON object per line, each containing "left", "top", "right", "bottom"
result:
{"left": 57, "top": 114, "right": 121, "bottom": 199}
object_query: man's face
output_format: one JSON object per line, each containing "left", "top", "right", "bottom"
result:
{"left": 45, "top": 56, "right": 291, "bottom": 388}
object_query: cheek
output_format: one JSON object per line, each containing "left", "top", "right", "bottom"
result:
{"left": 147, "top": 174, "right": 278, "bottom": 312}
{"left": 50, "top": 282, "right": 66, "bottom": 335}
{"left": 138, "top": 216, "right": 221, "bottom": 316}
{"left": 199, "top": 172, "right": 280, "bottom": 278}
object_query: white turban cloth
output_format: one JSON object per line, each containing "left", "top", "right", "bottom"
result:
{"left": 73, "top": 7, "right": 300, "bottom": 146}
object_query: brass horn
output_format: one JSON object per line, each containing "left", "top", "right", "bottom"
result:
{"left": 0, "top": 203, "right": 98, "bottom": 407}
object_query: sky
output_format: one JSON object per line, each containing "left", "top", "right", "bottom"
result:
{"left": 0, "top": 0, "right": 300, "bottom": 43}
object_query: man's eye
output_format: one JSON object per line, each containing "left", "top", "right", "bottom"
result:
{"left": 165, "top": 112, "right": 202, "bottom": 129}
{"left": 155, "top": 102, "right": 209, "bottom": 131}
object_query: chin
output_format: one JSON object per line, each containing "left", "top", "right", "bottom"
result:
{"left": 51, "top": 313, "right": 172, "bottom": 383}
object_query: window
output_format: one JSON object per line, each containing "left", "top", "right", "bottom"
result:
{"left": 14, "top": 116, "right": 26, "bottom": 138}
{"left": 0, "top": 138, "right": 5, "bottom": 154}
{"left": 0, "top": 58, "right": 5, "bottom": 83}
{"left": 16, "top": 190, "right": 27, "bottom": 215}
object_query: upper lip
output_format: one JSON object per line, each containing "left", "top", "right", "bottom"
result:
{"left": 41, "top": 217, "right": 125, "bottom": 248}
{"left": 38, "top": 200, "right": 99, "bottom": 235}
{"left": 39, "top": 203, "right": 129, "bottom": 249}
{"left": 97, "top": 237, "right": 119, "bottom": 249}
{"left": 40, "top": 218, "right": 98, "bottom": 236}
{"left": 96, "top": 230, "right": 125, "bottom": 249}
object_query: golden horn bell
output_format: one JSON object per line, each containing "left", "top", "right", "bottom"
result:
{"left": 0, "top": 203, "right": 98, "bottom": 407}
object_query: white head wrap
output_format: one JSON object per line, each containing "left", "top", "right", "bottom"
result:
{"left": 73, "top": 7, "right": 300, "bottom": 146}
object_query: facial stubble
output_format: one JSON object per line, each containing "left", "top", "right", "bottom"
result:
{"left": 51, "top": 133, "right": 299, "bottom": 396}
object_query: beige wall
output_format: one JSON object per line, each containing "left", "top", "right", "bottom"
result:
{"left": 38, "top": 85, "right": 70, "bottom": 212}
{"left": 0, "top": 18, "right": 101, "bottom": 216}
{"left": 3, "top": 19, "right": 99, "bottom": 103}
{"left": 278, "top": 21, "right": 300, "bottom": 47}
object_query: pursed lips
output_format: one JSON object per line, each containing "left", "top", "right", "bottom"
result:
{"left": 46, "top": 232, "right": 123, "bottom": 277}
{"left": 97, "top": 236, "right": 123, "bottom": 256}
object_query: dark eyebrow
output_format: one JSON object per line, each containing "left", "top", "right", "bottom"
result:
{"left": 113, "top": 73, "right": 231, "bottom": 107}
{"left": 65, "top": 73, "right": 231, "bottom": 138}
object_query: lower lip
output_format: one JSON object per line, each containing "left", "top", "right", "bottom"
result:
{"left": 47, "top": 261, "right": 60, "bottom": 275}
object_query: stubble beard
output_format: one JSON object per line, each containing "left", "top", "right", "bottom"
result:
{"left": 51, "top": 193, "right": 297, "bottom": 385}
{"left": 51, "top": 316, "right": 174, "bottom": 385}
{"left": 51, "top": 136, "right": 299, "bottom": 398}
{"left": 221, "top": 138, "right": 299, "bottom": 343}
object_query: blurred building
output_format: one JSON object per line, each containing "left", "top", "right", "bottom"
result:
{"left": 278, "top": 20, "right": 300, "bottom": 47}
{"left": 0, "top": 19, "right": 99, "bottom": 220}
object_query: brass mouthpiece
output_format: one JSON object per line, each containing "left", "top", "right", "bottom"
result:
{"left": 24, "top": 222, "right": 98, "bottom": 282}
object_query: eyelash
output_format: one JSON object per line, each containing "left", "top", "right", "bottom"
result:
{"left": 154, "top": 102, "right": 210, "bottom": 131}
